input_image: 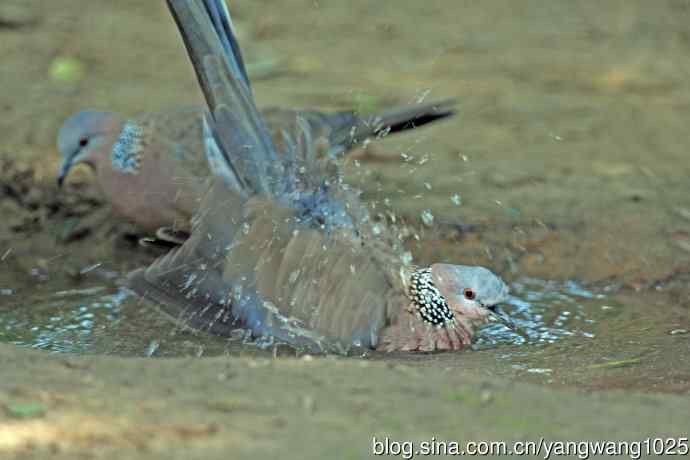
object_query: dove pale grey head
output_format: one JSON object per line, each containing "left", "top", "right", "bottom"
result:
{"left": 378, "top": 263, "right": 510, "bottom": 352}
{"left": 57, "top": 110, "right": 126, "bottom": 186}
{"left": 57, "top": 109, "right": 207, "bottom": 232}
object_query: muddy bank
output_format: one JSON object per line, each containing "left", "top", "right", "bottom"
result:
{"left": 1, "top": 0, "right": 690, "bottom": 458}
{"left": 0, "top": 344, "right": 689, "bottom": 459}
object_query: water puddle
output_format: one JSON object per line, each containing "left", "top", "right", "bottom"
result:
{"left": 2, "top": 262, "right": 688, "bottom": 391}
{"left": 1, "top": 274, "right": 608, "bottom": 356}
{"left": 0, "top": 285, "right": 127, "bottom": 353}
{"left": 474, "top": 276, "right": 605, "bottom": 349}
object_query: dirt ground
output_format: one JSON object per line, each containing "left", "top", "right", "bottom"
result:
{"left": 1, "top": 0, "right": 689, "bottom": 458}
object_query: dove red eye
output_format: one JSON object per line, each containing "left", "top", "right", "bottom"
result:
{"left": 463, "top": 288, "right": 476, "bottom": 300}
{"left": 79, "top": 138, "right": 89, "bottom": 147}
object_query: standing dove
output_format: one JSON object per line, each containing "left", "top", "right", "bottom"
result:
{"left": 56, "top": 39, "right": 456, "bottom": 235}
{"left": 127, "top": 0, "right": 512, "bottom": 354}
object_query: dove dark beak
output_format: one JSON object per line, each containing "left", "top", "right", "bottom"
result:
{"left": 57, "top": 158, "right": 74, "bottom": 188}
{"left": 487, "top": 304, "right": 516, "bottom": 331}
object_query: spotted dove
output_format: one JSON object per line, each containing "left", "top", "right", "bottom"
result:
{"left": 57, "top": 55, "right": 456, "bottom": 234}
{"left": 125, "top": 0, "right": 511, "bottom": 354}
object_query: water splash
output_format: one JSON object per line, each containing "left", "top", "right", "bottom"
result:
{"left": 0, "top": 275, "right": 606, "bottom": 356}
{"left": 0, "top": 287, "right": 130, "bottom": 353}
{"left": 473, "top": 277, "right": 605, "bottom": 350}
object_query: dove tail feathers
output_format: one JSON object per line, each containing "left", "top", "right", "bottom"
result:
{"left": 327, "top": 98, "right": 457, "bottom": 154}
{"left": 286, "top": 98, "right": 457, "bottom": 158}
{"left": 367, "top": 98, "right": 457, "bottom": 136}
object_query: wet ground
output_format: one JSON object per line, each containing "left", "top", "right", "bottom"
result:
{"left": 1, "top": 0, "right": 689, "bottom": 458}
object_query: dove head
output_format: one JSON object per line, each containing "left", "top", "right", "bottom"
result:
{"left": 57, "top": 111, "right": 124, "bottom": 186}
{"left": 382, "top": 263, "right": 511, "bottom": 352}
{"left": 428, "top": 263, "right": 510, "bottom": 331}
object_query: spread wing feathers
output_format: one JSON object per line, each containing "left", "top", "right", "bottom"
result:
{"left": 168, "top": 0, "right": 278, "bottom": 196}
{"left": 168, "top": 0, "right": 337, "bottom": 205}
{"left": 131, "top": 0, "right": 424, "bottom": 353}
{"left": 278, "top": 116, "right": 329, "bottom": 196}
{"left": 127, "top": 180, "right": 332, "bottom": 353}
{"left": 201, "top": 0, "right": 251, "bottom": 91}
{"left": 201, "top": 116, "right": 246, "bottom": 196}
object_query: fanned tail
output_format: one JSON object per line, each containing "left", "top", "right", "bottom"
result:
{"left": 327, "top": 98, "right": 457, "bottom": 155}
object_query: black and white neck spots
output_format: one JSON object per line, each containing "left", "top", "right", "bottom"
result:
{"left": 408, "top": 267, "right": 455, "bottom": 327}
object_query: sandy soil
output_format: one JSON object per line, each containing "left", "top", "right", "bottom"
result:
{"left": 1, "top": 0, "right": 689, "bottom": 457}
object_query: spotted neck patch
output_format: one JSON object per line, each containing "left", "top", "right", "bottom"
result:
{"left": 111, "top": 121, "right": 143, "bottom": 174}
{"left": 408, "top": 267, "right": 455, "bottom": 327}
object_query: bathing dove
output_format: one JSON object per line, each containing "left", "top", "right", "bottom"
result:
{"left": 57, "top": 55, "right": 456, "bottom": 234}
{"left": 127, "top": 0, "right": 511, "bottom": 354}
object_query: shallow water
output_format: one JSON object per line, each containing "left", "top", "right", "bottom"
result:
{"left": 1, "top": 0, "right": 689, "bottom": 401}
{"left": 2, "top": 266, "right": 687, "bottom": 393}
{"left": 0, "top": 272, "right": 622, "bottom": 357}
{"left": 2, "top": 3, "right": 690, "bottom": 458}
{"left": 475, "top": 277, "right": 605, "bottom": 349}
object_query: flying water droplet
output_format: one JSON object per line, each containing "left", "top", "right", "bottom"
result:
{"left": 289, "top": 269, "right": 301, "bottom": 284}
{"left": 421, "top": 209, "right": 434, "bottom": 227}
{"left": 416, "top": 88, "right": 431, "bottom": 103}
{"left": 146, "top": 340, "right": 159, "bottom": 357}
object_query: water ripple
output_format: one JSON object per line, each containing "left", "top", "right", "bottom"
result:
{"left": 473, "top": 277, "right": 605, "bottom": 350}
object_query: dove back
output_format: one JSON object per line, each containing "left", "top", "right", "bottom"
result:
{"left": 128, "top": 0, "right": 405, "bottom": 353}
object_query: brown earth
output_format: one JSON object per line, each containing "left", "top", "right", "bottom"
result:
{"left": 1, "top": 0, "right": 689, "bottom": 458}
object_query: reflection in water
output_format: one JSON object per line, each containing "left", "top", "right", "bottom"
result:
{"left": 0, "top": 276, "right": 605, "bottom": 355}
